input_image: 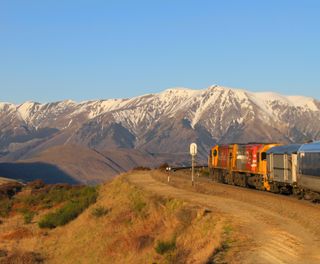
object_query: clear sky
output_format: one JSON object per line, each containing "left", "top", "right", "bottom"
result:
{"left": 1, "top": 0, "right": 319, "bottom": 103}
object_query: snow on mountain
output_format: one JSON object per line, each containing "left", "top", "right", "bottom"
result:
{"left": 0, "top": 102, "right": 15, "bottom": 113}
{"left": 3, "top": 86, "right": 318, "bottom": 127}
{"left": 0, "top": 85, "right": 319, "bottom": 163}
{"left": 17, "top": 101, "right": 40, "bottom": 123}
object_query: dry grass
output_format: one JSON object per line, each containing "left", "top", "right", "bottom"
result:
{"left": 0, "top": 251, "right": 44, "bottom": 264}
{"left": 0, "top": 172, "right": 227, "bottom": 264}
{"left": 1, "top": 227, "right": 33, "bottom": 240}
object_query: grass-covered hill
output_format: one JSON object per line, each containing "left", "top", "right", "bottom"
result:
{"left": 0, "top": 171, "right": 229, "bottom": 264}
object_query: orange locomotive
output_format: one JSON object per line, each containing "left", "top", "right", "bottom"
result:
{"left": 208, "top": 143, "right": 280, "bottom": 191}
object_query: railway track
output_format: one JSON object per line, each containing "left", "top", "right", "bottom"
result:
{"left": 165, "top": 167, "right": 320, "bottom": 204}
{"left": 129, "top": 170, "right": 320, "bottom": 264}
{"left": 165, "top": 165, "right": 208, "bottom": 171}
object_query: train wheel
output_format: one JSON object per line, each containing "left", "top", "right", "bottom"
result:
{"left": 209, "top": 168, "right": 214, "bottom": 180}
{"left": 270, "top": 182, "right": 280, "bottom": 193}
{"left": 279, "top": 186, "right": 292, "bottom": 195}
{"left": 226, "top": 172, "right": 234, "bottom": 185}
{"left": 213, "top": 169, "right": 222, "bottom": 183}
{"left": 304, "top": 191, "right": 320, "bottom": 203}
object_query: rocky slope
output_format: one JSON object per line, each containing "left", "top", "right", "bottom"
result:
{"left": 0, "top": 85, "right": 319, "bottom": 165}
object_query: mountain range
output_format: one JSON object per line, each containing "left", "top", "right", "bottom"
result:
{"left": 0, "top": 85, "right": 319, "bottom": 183}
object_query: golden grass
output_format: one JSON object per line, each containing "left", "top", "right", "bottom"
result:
{"left": 0, "top": 172, "right": 228, "bottom": 264}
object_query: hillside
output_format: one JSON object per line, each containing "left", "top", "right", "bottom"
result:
{"left": 0, "top": 171, "right": 228, "bottom": 264}
{"left": 0, "top": 177, "right": 18, "bottom": 185}
{"left": 1, "top": 85, "right": 319, "bottom": 165}
{"left": 1, "top": 170, "right": 320, "bottom": 263}
{"left": 0, "top": 145, "right": 165, "bottom": 184}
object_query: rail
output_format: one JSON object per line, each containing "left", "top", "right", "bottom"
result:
{"left": 166, "top": 165, "right": 208, "bottom": 172}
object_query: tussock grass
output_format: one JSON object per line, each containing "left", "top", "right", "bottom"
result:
{"left": 21, "top": 184, "right": 88, "bottom": 209}
{"left": 0, "top": 183, "right": 98, "bottom": 226}
{"left": 0, "top": 172, "right": 228, "bottom": 264}
{"left": 23, "top": 210, "right": 35, "bottom": 224}
{"left": 129, "top": 189, "right": 147, "bottom": 217}
{"left": 38, "top": 186, "right": 97, "bottom": 228}
{"left": 0, "top": 198, "right": 12, "bottom": 217}
{"left": 0, "top": 251, "right": 44, "bottom": 263}
{"left": 155, "top": 238, "right": 176, "bottom": 254}
{"left": 91, "top": 206, "right": 110, "bottom": 218}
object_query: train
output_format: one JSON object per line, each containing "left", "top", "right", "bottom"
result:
{"left": 208, "top": 141, "right": 320, "bottom": 201}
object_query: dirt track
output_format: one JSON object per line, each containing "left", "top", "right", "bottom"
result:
{"left": 128, "top": 170, "right": 320, "bottom": 264}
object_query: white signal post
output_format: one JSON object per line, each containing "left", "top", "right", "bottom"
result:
{"left": 190, "top": 143, "right": 197, "bottom": 186}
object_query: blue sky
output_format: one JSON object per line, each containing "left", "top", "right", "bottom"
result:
{"left": 1, "top": 0, "right": 319, "bottom": 103}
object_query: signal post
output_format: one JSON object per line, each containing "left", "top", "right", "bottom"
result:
{"left": 190, "top": 143, "right": 197, "bottom": 186}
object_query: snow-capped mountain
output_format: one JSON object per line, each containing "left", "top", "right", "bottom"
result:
{"left": 0, "top": 85, "right": 319, "bottom": 163}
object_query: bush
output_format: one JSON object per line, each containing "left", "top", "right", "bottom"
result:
{"left": 1, "top": 251, "right": 44, "bottom": 263}
{"left": 0, "top": 182, "right": 23, "bottom": 199}
{"left": 19, "top": 184, "right": 91, "bottom": 210}
{"left": 129, "top": 190, "right": 147, "bottom": 217}
{"left": 155, "top": 239, "right": 176, "bottom": 255}
{"left": 0, "top": 199, "right": 13, "bottom": 217}
{"left": 23, "top": 210, "right": 35, "bottom": 224}
{"left": 91, "top": 206, "right": 110, "bottom": 218}
{"left": 39, "top": 202, "right": 82, "bottom": 228}
{"left": 176, "top": 208, "right": 194, "bottom": 227}
{"left": 158, "top": 163, "right": 169, "bottom": 170}
{"left": 38, "top": 186, "right": 97, "bottom": 229}
{"left": 27, "top": 179, "right": 45, "bottom": 190}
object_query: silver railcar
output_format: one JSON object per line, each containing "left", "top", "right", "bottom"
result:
{"left": 297, "top": 141, "right": 320, "bottom": 193}
{"left": 266, "top": 144, "right": 301, "bottom": 193}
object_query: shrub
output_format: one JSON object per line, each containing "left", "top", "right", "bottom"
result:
{"left": 155, "top": 239, "right": 176, "bottom": 255}
{"left": 23, "top": 210, "right": 35, "bottom": 224}
{"left": 19, "top": 184, "right": 91, "bottom": 210}
{"left": 176, "top": 208, "right": 194, "bottom": 227}
{"left": 129, "top": 190, "right": 147, "bottom": 217}
{"left": 1, "top": 251, "right": 44, "bottom": 263}
{"left": 27, "top": 179, "right": 45, "bottom": 190}
{"left": 158, "top": 163, "right": 169, "bottom": 170}
{"left": 132, "top": 199, "right": 146, "bottom": 214}
{"left": 0, "top": 249, "right": 8, "bottom": 257}
{"left": 39, "top": 202, "right": 82, "bottom": 228}
{"left": 91, "top": 206, "right": 110, "bottom": 218}
{"left": 0, "top": 182, "right": 23, "bottom": 199}
{"left": 0, "top": 199, "right": 13, "bottom": 217}
{"left": 38, "top": 186, "right": 97, "bottom": 229}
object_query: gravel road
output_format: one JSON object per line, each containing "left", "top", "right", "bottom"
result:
{"left": 128, "top": 170, "right": 320, "bottom": 264}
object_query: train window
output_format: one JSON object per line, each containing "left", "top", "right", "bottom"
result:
{"left": 300, "top": 152, "right": 320, "bottom": 177}
{"left": 213, "top": 150, "right": 217, "bottom": 157}
{"left": 261, "top": 152, "right": 267, "bottom": 161}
